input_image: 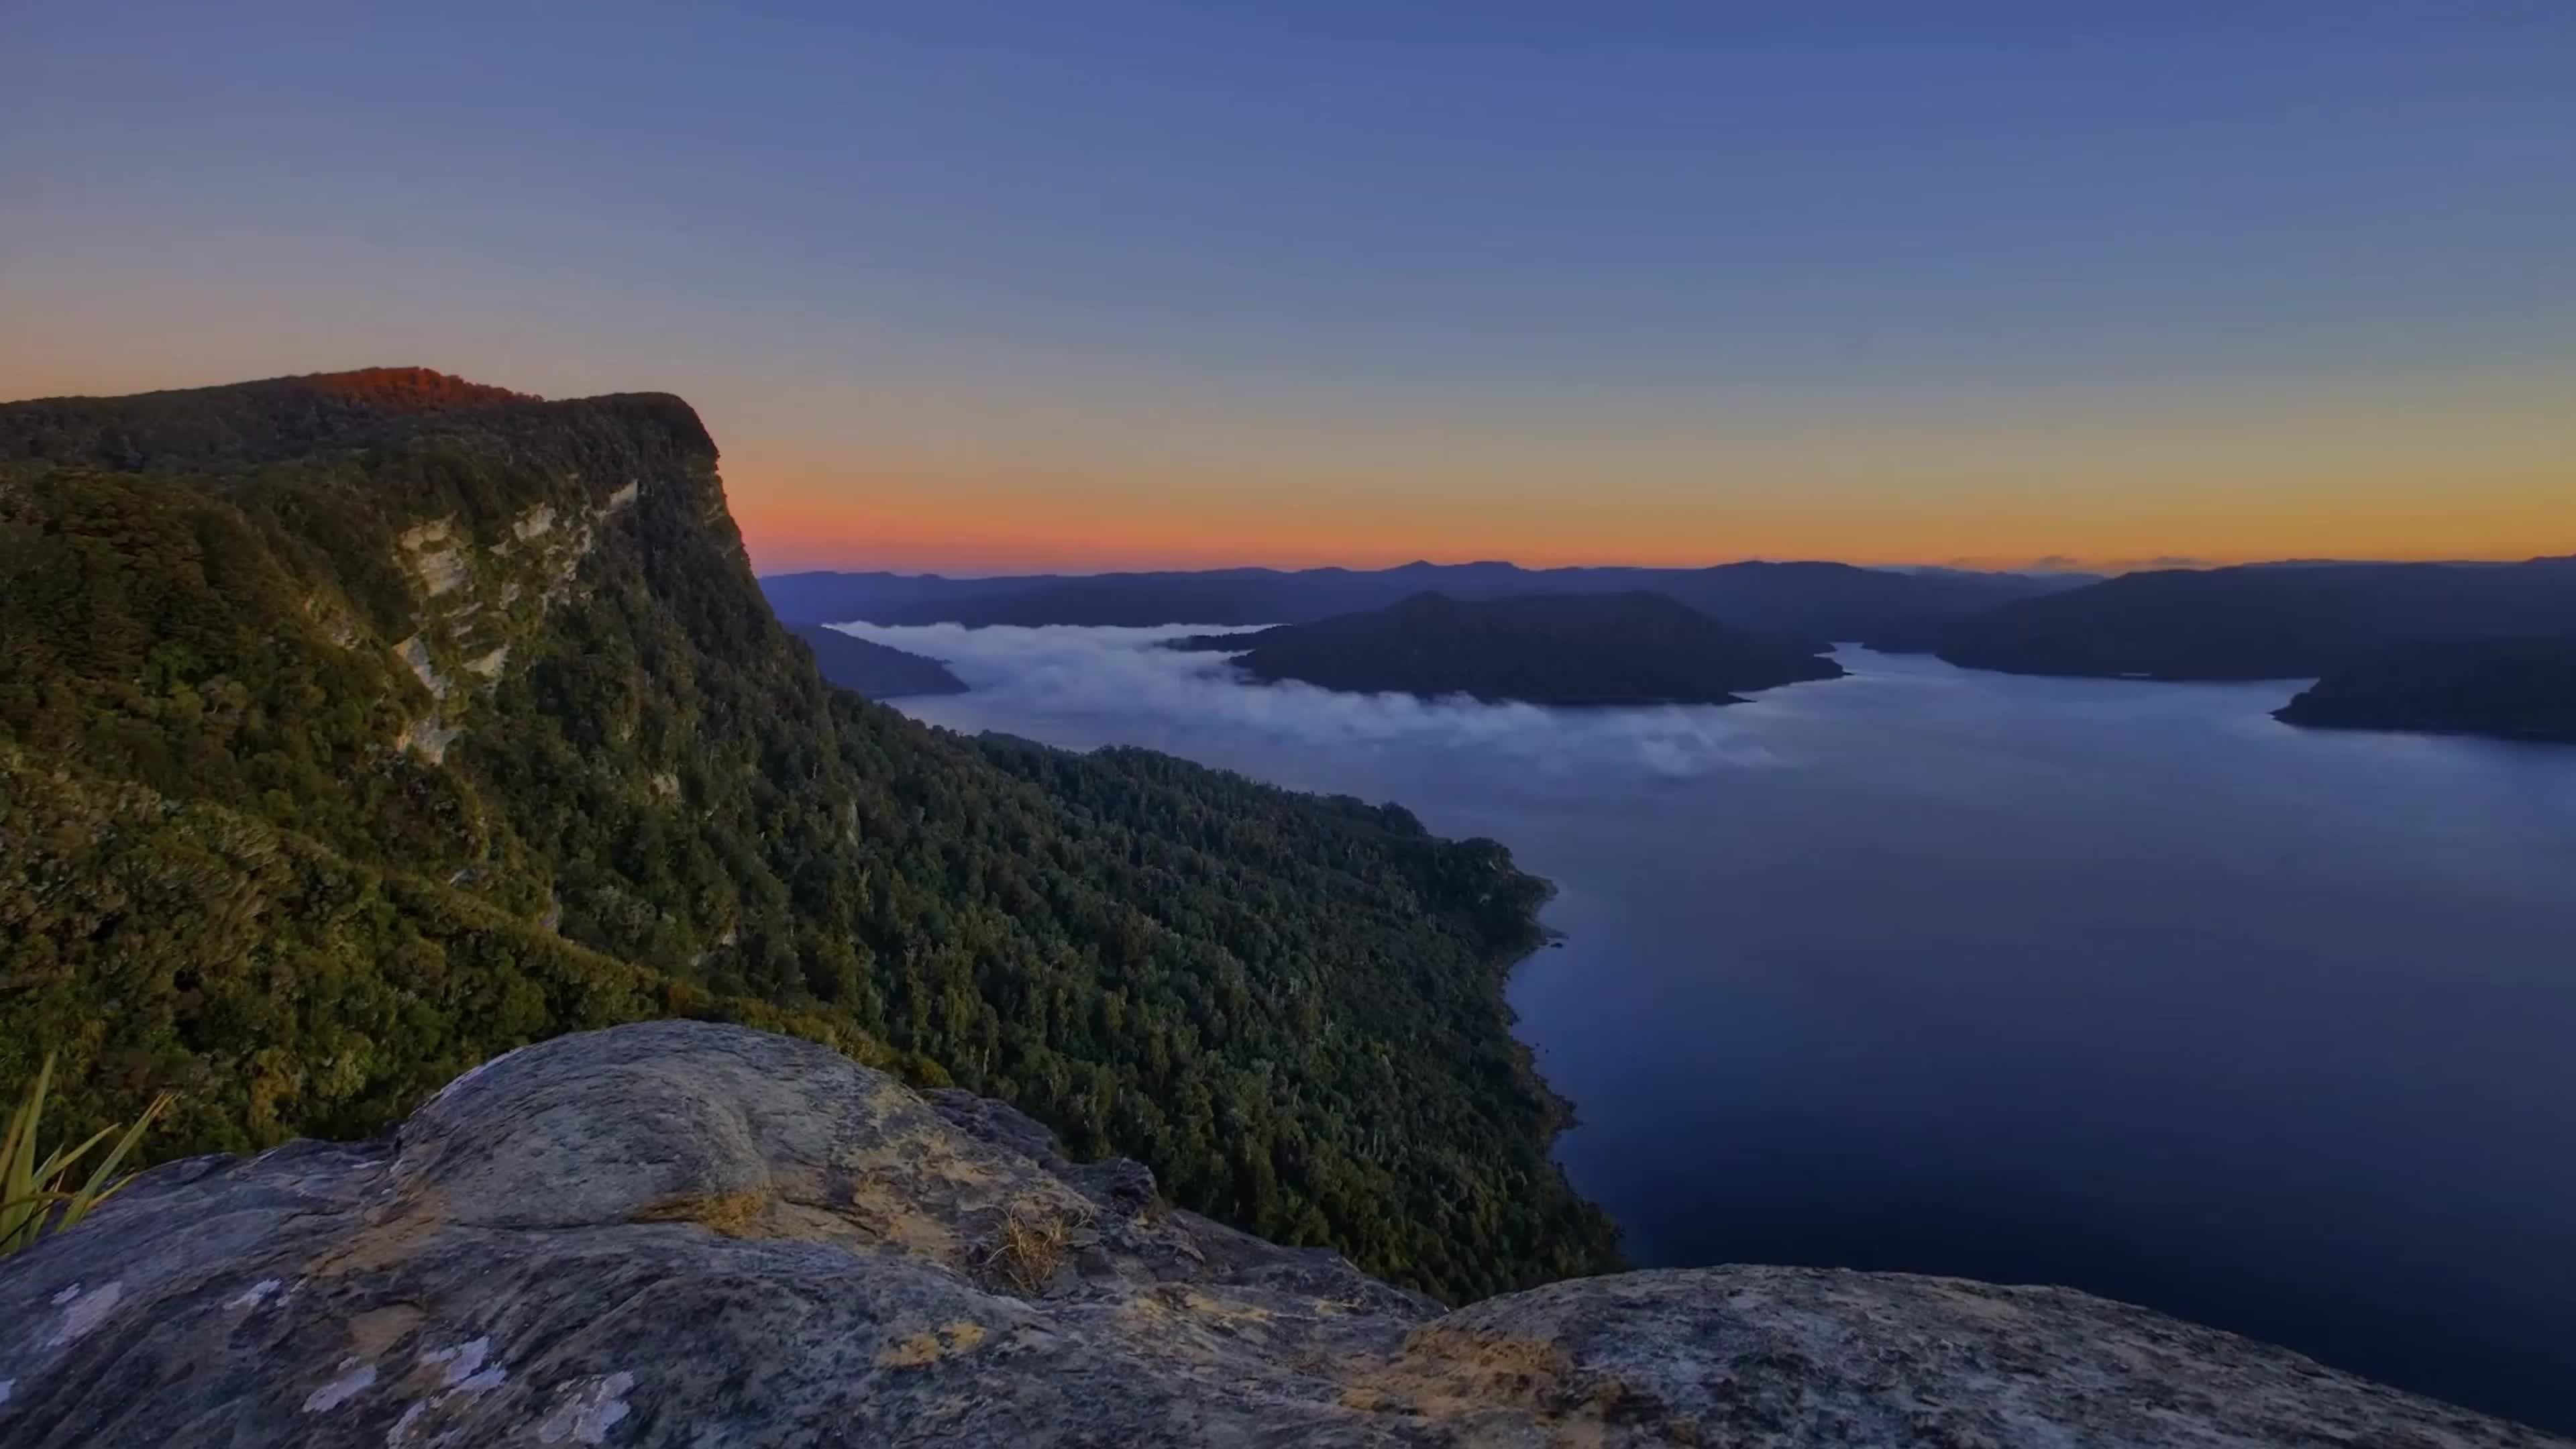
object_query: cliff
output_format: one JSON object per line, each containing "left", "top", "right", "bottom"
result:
{"left": 0, "top": 1024, "right": 2557, "bottom": 1448}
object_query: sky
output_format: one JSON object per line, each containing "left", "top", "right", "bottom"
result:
{"left": 5, "top": 1, "right": 2571, "bottom": 574}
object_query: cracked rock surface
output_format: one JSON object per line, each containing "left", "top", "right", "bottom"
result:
{"left": 0, "top": 1022, "right": 2559, "bottom": 1447}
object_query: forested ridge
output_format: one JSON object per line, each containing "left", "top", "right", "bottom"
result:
{"left": 0, "top": 370, "right": 1618, "bottom": 1298}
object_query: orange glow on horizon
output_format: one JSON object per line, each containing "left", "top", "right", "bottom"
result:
{"left": 723, "top": 450, "right": 2576, "bottom": 576}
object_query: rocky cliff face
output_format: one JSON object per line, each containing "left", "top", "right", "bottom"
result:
{"left": 0, "top": 1024, "right": 2555, "bottom": 1448}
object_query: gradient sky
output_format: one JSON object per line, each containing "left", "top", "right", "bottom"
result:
{"left": 7, "top": 1, "right": 2572, "bottom": 574}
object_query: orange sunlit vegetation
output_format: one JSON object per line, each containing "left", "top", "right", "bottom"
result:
{"left": 299, "top": 367, "right": 537, "bottom": 411}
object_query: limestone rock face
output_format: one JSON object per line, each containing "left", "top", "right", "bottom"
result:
{"left": 0, "top": 1022, "right": 2557, "bottom": 1447}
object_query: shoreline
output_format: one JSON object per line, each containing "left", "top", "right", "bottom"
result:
{"left": 1481, "top": 868, "right": 1628, "bottom": 1283}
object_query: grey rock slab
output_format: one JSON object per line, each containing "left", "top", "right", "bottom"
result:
{"left": 0, "top": 1021, "right": 2559, "bottom": 1447}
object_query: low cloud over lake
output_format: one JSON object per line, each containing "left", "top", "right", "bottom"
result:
{"left": 832, "top": 623, "right": 1792, "bottom": 779}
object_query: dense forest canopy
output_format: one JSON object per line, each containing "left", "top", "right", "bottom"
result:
{"left": 0, "top": 370, "right": 1619, "bottom": 1299}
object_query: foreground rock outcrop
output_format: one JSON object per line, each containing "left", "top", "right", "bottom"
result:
{"left": 0, "top": 1024, "right": 2557, "bottom": 1447}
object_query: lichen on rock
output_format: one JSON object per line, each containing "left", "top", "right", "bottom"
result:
{"left": 0, "top": 1023, "right": 2559, "bottom": 1448}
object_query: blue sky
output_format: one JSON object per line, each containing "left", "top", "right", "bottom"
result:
{"left": 7, "top": 1, "right": 2571, "bottom": 570}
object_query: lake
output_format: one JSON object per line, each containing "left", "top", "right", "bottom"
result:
{"left": 859, "top": 625, "right": 2576, "bottom": 1432}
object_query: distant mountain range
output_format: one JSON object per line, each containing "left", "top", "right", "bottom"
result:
{"left": 788, "top": 624, "right": 967, "bottom": 699}
{"left": 1927, "top": 559, "right": 2576, "bottom": 681}
{"left": 763, "top": 555, "right": 2576, "bottom": 744}
{"left": 2277, "top": 637, "right": 2576, "bottom": 743}
{"left": 761, "top": 559, "right": 2089, "bottom": 640}
{"left": 1169, "top": 591, "right": 1845, "bottom": 706}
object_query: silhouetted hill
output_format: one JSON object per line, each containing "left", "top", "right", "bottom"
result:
{"left": 765, "top": 559, "right": 2084, "bottom": 638}
{"left": 2276, "top": 637, "right": 2576, "bottom": 743}
{"left": 788, "top": 623, "right": 967, "bottom": 698}
{"left": 0, "top": 368, "right": 1618, "bottom": 1301}
{"left": 1935, "top": 560, "right": 2576, "bottom": 680}
{"left": 1172, "top": 591, "right": 1845, "bottom": 705}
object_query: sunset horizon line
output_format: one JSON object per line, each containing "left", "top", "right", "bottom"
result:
{"left": 747, "top": 544, "right": 2575, "bottom": 580}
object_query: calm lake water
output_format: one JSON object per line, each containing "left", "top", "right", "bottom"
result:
{"left": 871, "top": 627, "right": 2576, "bottom": 1432}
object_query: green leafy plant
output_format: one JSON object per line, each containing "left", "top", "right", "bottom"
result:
{"left": 1, "top": 1055, "right": 172, "bottom": 1256}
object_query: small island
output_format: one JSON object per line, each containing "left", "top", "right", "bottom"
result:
{"left": 790, "top": 623, "right": 969, "bottom": 699}
{"left": 1169, "top": 590, "right": 1844, "bottom": 705}
{"left": 2275, "top": 637, "right": 2576, "bottom": 743}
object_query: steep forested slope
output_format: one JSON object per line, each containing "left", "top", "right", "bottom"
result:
{"left": 0, "top": 370, "right": 1617, "bottom": 1298}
